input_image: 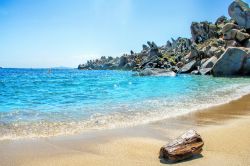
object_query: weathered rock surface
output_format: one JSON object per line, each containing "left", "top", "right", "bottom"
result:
{"left": 212, "top": 47, "right": 248, "bottom": 76}
{"left": 244, "top": 39, "right": 250, "bottom": 47}
{"left": 224, "top": 29, "right": 250, "bottom": 42}
{"left": 191, "top": 22, "right": 218, "bottom": 43}
{"left": 179, "top": 60, "right": 197, "bottom": 73}
{"left": 133, "top": 68, "right": 176, "bottom": 76}
{"left": 222, "top": 23, "right": 239, "bottom": 34}
{"left": 201, "top": 56, "right": 218, "bottom": 68}
{"left": 228, "top": 0, "right": 250, "bottom": 29}
{"left": 159, "top": 130, "right": 204, "bottom": 162}
{"left": 236, "top": 30, "right": 250, "bottom": 42}
{"left": 118, "top": 56, "right": 128, "bottom": 67}
{"left": 242, "top": 55, "right": 250, "bottom": 74}
{"left": 215, "top": 16, "right": 229, "bottom": 28}
{"left": 199, "top": 68, "right": 213, "bottom": 75}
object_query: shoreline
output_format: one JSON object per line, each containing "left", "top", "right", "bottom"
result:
{"left": 2, "top": 75, "right": 250, "bottom": 141}
{"left": 1, "top": 94, "right": 250, "bottom": 165}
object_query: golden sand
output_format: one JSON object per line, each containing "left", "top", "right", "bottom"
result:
{"left": 1, "top": 95, "right": 250, "bottom": 166}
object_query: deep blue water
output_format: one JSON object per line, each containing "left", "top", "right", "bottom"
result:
{"left": 1, "top": 68, "right": 250, "bottom": 140}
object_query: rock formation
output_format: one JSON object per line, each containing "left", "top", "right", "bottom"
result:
{"left": 78, "top": 0, "right": 250, "bottom": 77}
{"left": 133, "top": 68, "right": 176, "bottom": 76}
{"left": 159, "top": 130, "right": 204, "bottom": 163}
{"left": 212, "top": 47, "right": 250, "bottom": 76}
{"left": 229, "top": 0, "right": 250, "bottom": 29}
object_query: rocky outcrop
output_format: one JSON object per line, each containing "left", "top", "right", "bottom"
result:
{"left": 201, "top": 56, "right": 218, "bottom": 69}
{"left": 215, "top": 16, "right": 229, "bottom": 28}
{"left": 244, "top": 39, "right": 250, "bottom": 47}
{"left": 212, "top": 47, "right": 249, "bottom": 76}
{"left": 133, "top": 68, "right": 176, "bottom": 76}
{"left": 228, "top": 0, "right": 250, "bottom": 29}
{"left": 191, "top": 22, "right": 218, "bottom": 43}
{"left": 223, "top": 28, "right": 250, "bottom": 42}
{"left": 159, "top": 130, "right": 204, "bottom": 163}
{"left": 199, "top": 68, "right": 213, "bottom": 75}
{"left": 118, "top": 56, "right": 128, "bottom": 68}
{"left": 242, "top": 55, "right": 250, "bottom": 74}
{"left": 78, "top": 0, "right": 250, "bottom": 77}
{"left": 221, "top": 23, "right": 239, "bottom": 34}
{"left": 179, "top": 60, "right": 197, "bottom": 73}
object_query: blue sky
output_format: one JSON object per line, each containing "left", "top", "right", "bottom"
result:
{"left": 0, "top": 0, "right": 249, "bottom": 68}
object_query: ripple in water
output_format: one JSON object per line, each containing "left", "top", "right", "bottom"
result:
{"left": 1, "top": 68, "right": 250, "bottom": 140}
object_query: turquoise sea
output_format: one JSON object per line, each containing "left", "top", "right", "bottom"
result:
{"left": 1, "top": 68, "right": 250, "bottom": 140}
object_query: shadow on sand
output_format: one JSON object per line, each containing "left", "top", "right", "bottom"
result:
{"left": 159, "top": 154, "right": 203, "bottom": 164}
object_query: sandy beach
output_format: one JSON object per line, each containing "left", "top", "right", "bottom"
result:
{"left": 1, "top": 94, "right": 250, "bottom": 166}
{"left": 3, "top": 0, "right": 250, "bottom": 166}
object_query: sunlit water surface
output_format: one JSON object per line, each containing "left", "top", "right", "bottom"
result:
{"left": 1, "top": 68, "right": 250, "bottom": 140}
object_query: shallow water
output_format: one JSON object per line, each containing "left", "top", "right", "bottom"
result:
{"left": 1, "top": 68, "right": 250, "bottom": 140}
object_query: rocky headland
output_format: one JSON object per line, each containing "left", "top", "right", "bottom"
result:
{"left": 78, "top": 0, "right": 250, "bottom": 77}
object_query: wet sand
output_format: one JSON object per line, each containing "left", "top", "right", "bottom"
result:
{"left": 1, "top": 94, "right": 250, "bottom": 166}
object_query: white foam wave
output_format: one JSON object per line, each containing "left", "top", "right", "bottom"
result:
{"left": 1, "top": 83, "right": 250, "bottom": 140}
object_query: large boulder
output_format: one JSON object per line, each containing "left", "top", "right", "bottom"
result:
{"left": 166, "top": 41, "right": 172, "bottom": 49}
{"left": 201, "top": 46, "right": 224, "bottom": 58}
{"left": 102, "top": 63, "right": 116, "bottom": 70}
{"left": 147, "top": 41, "right": 158, "bottom": 50}
{"left": 244, "top": 39, "right": 250, "bottom": 47}
{"left": 78, "top": 64, "right": 86, "bottom": 70}
{"left": 198, "top": 56, "right": 218, "bottom": 75}
{"left": 201, "top": 56, "right": 218, "bottom": 68}
{"left": 221, "top": 23, "right": 239, "bottom": 34}
{"left": 149, "top": 49, "right": 161, "bottom": 57}
{"left": 212, "top": 47, "right": 248, "bottom": 76}
{"left": 118, "top": 56, "right": 128, "bottom": 67}
{"left": 185, "top": 46, "right": 199, "bottom": 60}
{"left": 159, "top": 130, "right": 204, "bottom": 163}
{"left": 242, "top": 55, "right": 250, "bottom": 74}
{"left": 191, "top": 22, "right": 218, "bottom": 43}
{"left": 142, "top": 44, "right": 149, "bottom": 51}
{"left": 146, "top": 41, "right": 161, "bottom": 57}
{"left": 223, "top": 28, "right": 250, "bottom": 42}
{"left": 225, "top": 39, "right": 241, "bottom": 47}
{"left": 223, "top": 29, "right": 238, "bottom": 40}
{"left": 228, "top": 0, "right": 250, "bottom": 29}
{"left": 176, "top": 61, "right": 184, "bottom": 68}
{"left": 215, "top": 16, "right": 229, "bottom": 28}
{"left": 124, "top": 60, "right": 137, "bottom": 70}
{"left": 179, "top": 60, "right": 197, "bottom": 73}
{"left": 236, "top": 30, "right": 250, "bottom": 41}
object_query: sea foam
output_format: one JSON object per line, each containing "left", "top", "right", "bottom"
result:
{"left": 1, "top": 69, "right": 250, "bottom": 140}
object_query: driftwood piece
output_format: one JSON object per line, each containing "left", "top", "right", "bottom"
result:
{"left": 159, "top": 129, "right": 204, "bottom": 162}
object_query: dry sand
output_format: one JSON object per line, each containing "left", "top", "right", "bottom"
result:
{"left": 1, "top": 95, "right": 250, "bottom": 166}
